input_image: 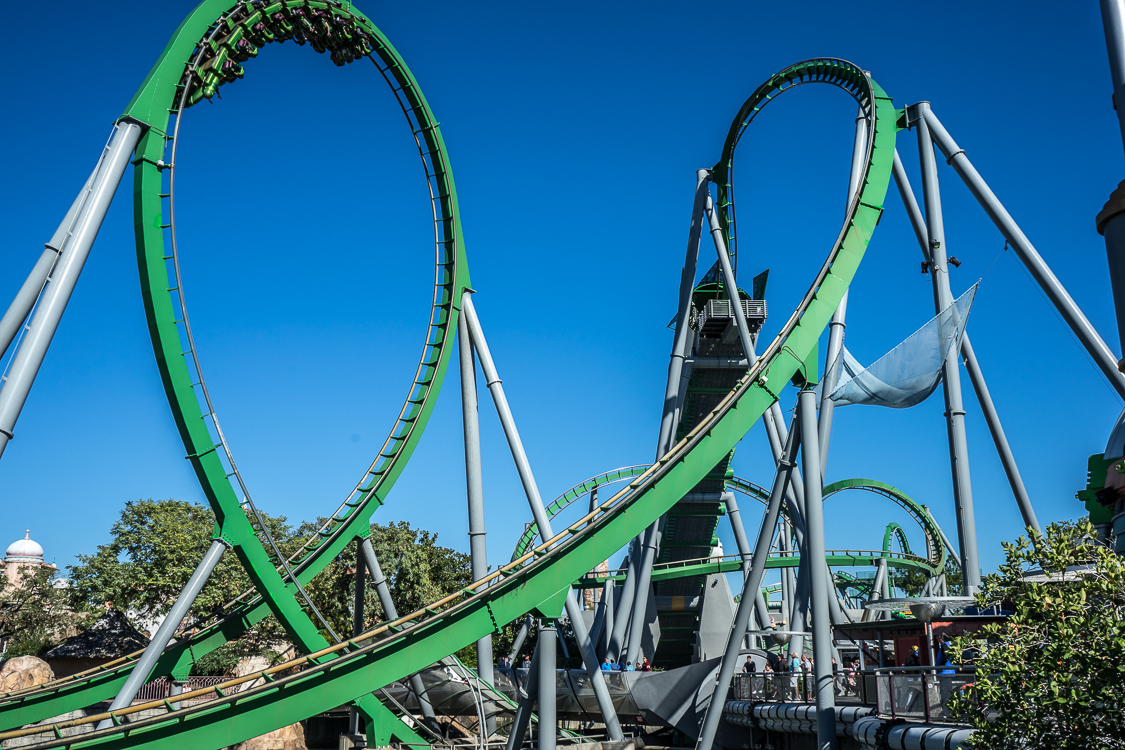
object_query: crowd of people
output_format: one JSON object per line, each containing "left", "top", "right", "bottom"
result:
{"left": 495, "top": 655, "right": 653, "bottom": 671}
{"left": 740, "top": 654, "right": 864, "bottom": 701}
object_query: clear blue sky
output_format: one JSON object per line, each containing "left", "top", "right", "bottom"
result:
{"left": 1, "top": 0, "right": 1122, "bottom": 596}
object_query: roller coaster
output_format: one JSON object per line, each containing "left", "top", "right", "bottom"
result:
{"left": 2, "top": 2, "right": 1125, "bottom": 749}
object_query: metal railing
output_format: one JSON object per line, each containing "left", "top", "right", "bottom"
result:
{"left": 733, "top": 666, "right": 988, "bottom": 725}
{"left": 133, "top": 676, "right": 227, "bottom": 706}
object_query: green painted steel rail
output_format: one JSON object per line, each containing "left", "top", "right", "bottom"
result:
{"left": 0, "top": 56, "right": 896, "bottom": 749}
{"left": 0, "top": 0, "right": 465, "bottom": 741}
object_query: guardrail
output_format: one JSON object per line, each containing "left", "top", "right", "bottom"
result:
{"left": 732, "top": 666, "right": 990, "bottom": 725}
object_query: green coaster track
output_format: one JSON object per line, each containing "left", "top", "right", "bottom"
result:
{"left": 0, "top": 6, "right": 898, "bottom": 744}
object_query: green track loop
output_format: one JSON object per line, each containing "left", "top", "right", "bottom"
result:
{"left": 0, "top": 0, "right": 466, "bottom": 740}
{"left": 0, "top": 57, "right": 896, "bottom": 749}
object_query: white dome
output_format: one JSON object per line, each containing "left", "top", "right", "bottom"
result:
{"left": 6, "top": 531, "right": 43, "bottom": 561}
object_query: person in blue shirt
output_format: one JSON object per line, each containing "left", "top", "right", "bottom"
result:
{"left": 625, "top": 662, "right": 635, "bottom": 672}
{"left": 601, "top": 657, "right": 611, "bottom": 671}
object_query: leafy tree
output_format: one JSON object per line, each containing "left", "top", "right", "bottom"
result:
{"left": 893, "top": 558, "right": 963, "bottom": 597}
{"left": 948, "top": 519, "right": 1125, "bottom": 748}
{"left": 69, "top": 500, "right": 473, "bottom": 675}
{"left": 0, "top": 565, "right": 91, "bottom": 657}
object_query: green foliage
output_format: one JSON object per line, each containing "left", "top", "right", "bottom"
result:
{"left": 893, "top": 558, "right": 963, "bottom": 597}
{"left": 947, "top": 519, "right": 1125, "bottom": 748}
{"left": 66, "top": 499, "right": 473, "bottom": 676}
{"left": 0, "top": 565, "right": 90, "bottom": 657}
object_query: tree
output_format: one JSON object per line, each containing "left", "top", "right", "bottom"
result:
{"left": 0, "top": 565, "right": 89, "bottom": 657}
{"left": 69, "top": 500, "right": 474, "bottom": 675}
{"left": 892, "top": 558, "right": 964, "bottom": 598}
{"left": 947, "top": 519, "right": 1125, "bottom": 748}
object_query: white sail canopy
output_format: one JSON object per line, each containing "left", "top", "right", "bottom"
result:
{"left": 828, "top": 284, "right": 978, "bottom": 409}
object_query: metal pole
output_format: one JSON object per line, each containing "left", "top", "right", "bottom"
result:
{"left": 459, "top": 318, "right": 496, "bottom": 703}
{"left": 891, "top": 149, "right": 1041, "bottom": 535}
{"left": 360, "top": 539, "right": 437, "bottom": 722}
{"left": 601, "top": 580, "right": 614, "bottom": 658}
{"left": 461, "top": 296, "right": 624, "bottom": 740}
{"left": 506, "top": 633, "right": 541, "bottom": 750}
{"left": 798, "top": 390, "right": 838, "bottom": 750}
{"left": 819, "top": 107, "right": 868, "bottom": 477}
{"left": 625, "top": 525, "right": 658, "bottom": 665}
{"left": 538, "top": 621, "right": 557, "bottom": 750}
{"left": 694, "top": 409, "right": 799, "bottom": 750}
{"left": 704, "top": 194, "right": 755, "bottom": 361}
{"left": 0, "top": 146, "right": 107, "bottom": 361}
{"left": 959, "top": 335, "right": 1041, "bottom": 534}
{"left": 510, "top": 615, "right": 533, "bottom": 663}
{"left": 606, "top": 549, "right": 638, "bottom": 663}
{"left": 891, "top": 148, "right": 1039, "bottom": 532}
{"left": 626, "top": 174, "right": 709, "bottom": 666}
{"left": 915, "top": 104, "right": 982, "bottom": 594}
{"left": 722, "top": 491, "right": 771, "bottom": 631}
{"left": 98, "top": 539, "right": 227, "bottom": 728}
{"left": 0, "top": 121, "right": 143, "bottom": 460}
{"left": 350, "top": 545, "right": 367, "bottom": 735}
{"left": 920, "top": 106, "right": 1125, "bottom": 399}
{"left": 1100, "top": 0, "right": 1125, "bottom": 158}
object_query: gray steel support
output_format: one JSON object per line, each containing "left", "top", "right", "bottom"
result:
{"left": 0, "top": 251, "right": 57, "bottom": 364}
{"left": 787, "top": 552, "right": 810, "bottom": 661}
{"left": 959, "top": 335, "right": 1041, "bottom": 534}
{"left": 779, "top": 527, "right": 794, "bottom": 625}
{"left": 0, "top": 121, "right": 143, "bottom": 460}
{"left": 1101, "top": 0, "right": 1125, "bottom": 158}
{"left": 605, "top": 548, "right": 637, "bottom": 662}
{"left": 658, "top": 169, "right": 709, "bottom": 456}
{"left": 704, "top": 193, "right": 755, "bottom": 361}
{"left": 0, "top": 149, "right": 107, "bottom": 361}
{"left": 863, "top": 560, "right": 887, "bottom": 623}
{"left": 916, "top": 105, "right": 982, "bottom": 595}
{"left": 818, "top": 107, "right": 868, "bottom": 477}
{"left": 510, "top": 615, "right": 533, "bottom": 662}
{"left": 360, "top": 539, "right": 437, "bottom": 722}
{"left": 461, "top": 296, "right": 623, "bottom": 740}
{"left": 169, "top": 681, "right": 184, "bottom": 712}
{"left": 626, "top": 170, "right": 710, "bottom": 667}
{"left": 350, "top": 547, "right": 367, "bottom": 735}
{"left": 921, "top": 106, "right": 1125, "bottom": 399}
{"left": 722, "top": 491, "right": 770, "bottom": 632}
{"left": 538, "top": 622, "right": 557, "bottom": 750}
{"left": 694, "top": 408, "right": 800, "bottom": 750}
{"left": 625, "top": 524, "right": 658, "bottom": 665}
{"left": 98, "top": 538, "right": 227, "bottom": 729}
{"left": 459, "top": 318, "right": 495, "bottom": 706}
{"left": 601, "top": 581, "right": 615, "bottom": 658}
{"left": 798, "top": 390, "right": 838, "bottom": 750}
{"left": 892, "top": 148, "right": 1042, "bottom": 536}
{"left": 506, "top": 634, "right": 540, "bottom": 750}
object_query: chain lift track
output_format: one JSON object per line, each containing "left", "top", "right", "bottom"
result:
{"left": 0, "top": 48, "right": 897, "bottom": 749}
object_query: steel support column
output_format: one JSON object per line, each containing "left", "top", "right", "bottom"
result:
{"left": 695, "top": 409, "right": 800, "bottom": 750}
{"left": 98, "top": 538, "right": 227, "bottom": 728}
{"left": 921, "top": 107, "right": 1125, "bottom": 400}
{"left": 360, "top": 539, "right": 437, "bottom": 722}
{"left": 0, "top": 121, "right": 143, "bottom": 460}
{"left": 459, "top": 316, "right": 495, "bottom": 709}
{"left": 798, "top": 390, "right": 837, "bottom": 750}
{"left": 462, "top": 296, "right": 623, "bottom": 740}
{"left": 538, "top": 621, "right": 557, "bottom": 750}
{"left": 892, "top": 148, "right": 1041, "bottom": 535}
{"left": 915, "top": 104, "right": 981, "bottom": 594}
{"left": 819, "top": 106, "right": 868, "bottom": 476}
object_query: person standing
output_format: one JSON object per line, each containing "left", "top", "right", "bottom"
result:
{"left": 601, "top": 657, "right": 612, "bottom": 671}
{"left": 803, "top": 656, "right": 814, "bottom": 701}
{"left": 831, "top": 657, "right": 840, "bottom": 695}
{"left": 625, "top": 662, "right": 635, "bottom": 672}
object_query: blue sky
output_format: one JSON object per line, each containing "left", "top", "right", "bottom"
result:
{"left": 1, "top": 0, "right": 1121, "bottom": 597}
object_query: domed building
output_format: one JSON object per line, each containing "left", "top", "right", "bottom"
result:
{"left": 2, "top": 531, "right": 56, "bottom": 587}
